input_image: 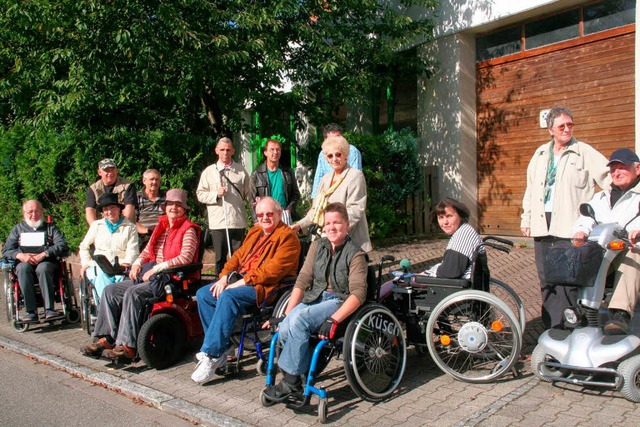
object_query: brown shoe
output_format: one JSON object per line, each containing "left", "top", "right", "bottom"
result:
{"left": 102, "top": 345, "right": 136, "bottom": 360}
{"left": 81, "top": 338, "right": 113, "bottom": 357}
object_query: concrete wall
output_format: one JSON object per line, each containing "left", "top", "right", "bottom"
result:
{"left": 417, "top": 32, "right": 478, "bottom": 226}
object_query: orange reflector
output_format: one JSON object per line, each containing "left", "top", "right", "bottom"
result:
{"left": 609, "top": 241, "right": 626, "bottom": 251}
{"left": 491, "top": 320, "right": 503, "bottom": 332}
{"left": 166, "top": 294, "right": 174, "bottom": 304}
{"left": 440, "top": 335, "right": 451, "bottom": 346}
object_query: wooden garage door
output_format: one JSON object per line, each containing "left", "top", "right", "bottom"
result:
{"left": 476, "top": 29, "right": 635, "bottom": 236}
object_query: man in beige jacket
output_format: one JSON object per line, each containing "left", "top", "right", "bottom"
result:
{"left": 197, "top": 137, "right": 250, "bottom": 275}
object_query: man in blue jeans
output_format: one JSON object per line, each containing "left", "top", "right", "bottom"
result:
{"left": 192, "top": 197, "right": 300, "bottom": 384}
{"left": 262, "top": 202, "right": 368, "bottom": 402}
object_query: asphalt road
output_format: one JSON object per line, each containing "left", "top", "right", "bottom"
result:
{"left": 0, "top": 345, "right": 196, "bottom": 427}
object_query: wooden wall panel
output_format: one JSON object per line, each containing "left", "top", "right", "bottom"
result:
{"left": 476, "top": 31, "right": 635, "bottom": 236}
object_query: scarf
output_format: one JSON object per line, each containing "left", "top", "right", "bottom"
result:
{"left": 310, "top": 169, "right": 348, "bottom": 229}
{"left": 105, "top": 217, "right": 124, "bottom": 234}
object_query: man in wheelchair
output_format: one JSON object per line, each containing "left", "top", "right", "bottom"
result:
{"left": 262, "top": 202, "right": 367, "bottom": 403}
{"left": 191, "top": 197, "right": 300, "bottom": 384}
{"left": 2, "top": 200, "right": 70, "bottom": 321}
{"left": 80, "top": 189, "right": 200, "bottom": 360}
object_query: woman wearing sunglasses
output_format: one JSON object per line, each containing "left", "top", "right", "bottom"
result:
{"left": 291, "top": 135, "right": 371, "bottom": 252}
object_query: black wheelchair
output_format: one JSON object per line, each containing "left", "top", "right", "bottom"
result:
{"left": 2, "top": 257, "right": 81, "bottom": 332}
{"left": 261, "top": 256, "right": 407, "bottom": 423}
{"left": 381, "top": 236, "right": 525, "bottom": 383}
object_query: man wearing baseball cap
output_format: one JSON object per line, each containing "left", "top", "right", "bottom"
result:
{"left": 572, "top": 148, "right": 640, "bottom": 334}
{"left": 85, "top": 158, "right": 137, "bottom": 226}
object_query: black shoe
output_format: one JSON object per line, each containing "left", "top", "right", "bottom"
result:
{"left": 604, "top": 309, "right": 631, "bottom": 336}
{"left": 262, "top": 378, "right": 302, "bottom": 403}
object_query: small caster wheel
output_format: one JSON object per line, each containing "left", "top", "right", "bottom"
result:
{"left": 256, "top": 358, "right": 267, "bottom": 376}
{"left": 318, "top": 397, "right": 328, "bottom": 423}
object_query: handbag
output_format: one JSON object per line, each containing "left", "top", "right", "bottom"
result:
{"left": 544, "top": 241, "right": 604, "bottom": 287}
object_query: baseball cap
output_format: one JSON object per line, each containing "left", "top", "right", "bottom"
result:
{"left": 606, "top": 148, "right": 640, "bottom": 166}
{"left": 98, "top": 158, "right": 117, "bottom": 170}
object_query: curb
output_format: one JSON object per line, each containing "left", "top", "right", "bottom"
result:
{"left": 0, "top": 334, "right": 250, "bottom": 427}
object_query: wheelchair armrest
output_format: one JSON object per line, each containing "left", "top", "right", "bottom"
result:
{"left": 410, "top": 275, "right": 470, "bottom": 289}
{"left": 280, "top": 276, "right": 296, "bottom": 285}
{"left": 163, "top": 263, "right": 203, "bottom": 275}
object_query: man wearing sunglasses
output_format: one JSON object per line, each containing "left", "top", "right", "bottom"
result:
{"left": 192, "top": 197, "right": 301, "bottom": 385}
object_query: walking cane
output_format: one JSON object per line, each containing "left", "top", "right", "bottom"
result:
{"left": 220, "top": 170, "right": 233, "bottom": 259}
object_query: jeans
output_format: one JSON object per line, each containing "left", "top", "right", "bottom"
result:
{"left": 278, "top": 292, "right": 341, "bottom": 376}
{"left": 196, "top": 284, "right": 257, "bottom": 358}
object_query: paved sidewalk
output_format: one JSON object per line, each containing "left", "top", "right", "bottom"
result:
{"left": 1, "top": 238, "right": 639, "bottom": 426}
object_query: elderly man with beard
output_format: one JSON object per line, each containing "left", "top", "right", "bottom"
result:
{"left": 2, "top": 200, "right": 70, "bottom": 321}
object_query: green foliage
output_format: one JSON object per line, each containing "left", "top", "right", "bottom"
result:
{"left": 0, "top": 0, "right": 436, "bottom": 135}
{"left": 0, "top": 125, "right": 213, "bottom": 249}
{"left": 349, "top": 129, "right": 424, "bottom": 239}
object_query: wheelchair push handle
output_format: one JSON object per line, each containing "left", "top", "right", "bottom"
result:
{"left": 483, "top": 236, "right": 514, "bottom": 247}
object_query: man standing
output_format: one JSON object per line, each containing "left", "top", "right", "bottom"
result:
{"left": 250, "top": 139, "right": 300, "bottom": 225}
{"left": 191, "top": 197, "right": 300, "bottom": 384}
{"left": 310, "top": 123, "right": 362, "bottom": 199}
{"left": 85, "top": 158, "right": 137, "bottom": 225}
{"left": 197, "top": 137, "right": 251, "bottom": 275}
{"left": 2, "top": 200, "right": 69, "bottom": 321}
{"left": 572, "top": 148, "right": 640, "bottom": 335}
{"left": 136, "top": 169, "right": 166, "bottom": 250}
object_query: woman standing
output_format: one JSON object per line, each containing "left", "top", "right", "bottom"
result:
{"left": 292, "top": 135, "right": 371, "bottom": 252}
{"left": 520, "top": 106, "right": 609, "bottom": 329}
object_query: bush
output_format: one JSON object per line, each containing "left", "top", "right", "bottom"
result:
{"left": 0, "top": 124, "right": 214, "bottom": 249}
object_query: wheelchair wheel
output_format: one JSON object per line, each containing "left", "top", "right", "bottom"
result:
{"left": 79, "top": 277, "right": 95, "bottom": 335}
{"left": 488, "top": 278, "right": 526, "bottom": 333}
{"left": 426, "top": 290, "right": 522, "bottom": 383}
{"left": 137, "top": 313, "right": 186, "bottom": 369}
{"left": 4, "top": 274, "right": 12, "bottom": 322}
{"left": 343, "top": 304, "right": 406, "bottom": 402}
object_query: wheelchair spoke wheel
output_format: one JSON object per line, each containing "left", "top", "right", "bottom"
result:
{"left": 138, "top": 313, "right": 186, "bottom": 369}
{"left": 426, "top": 290, "right": 522, "bottom": 383}
{"left": 80, "top": 278, "right": 96, "bottom": 335}
{"left": 4, "top": 273, "right": 13, "bottom": 323}
{"left": 343, "top": 304, "right": 406, "bottom": 402}
{"left": 489, "top": 279, "right": 526, "bottom": 333}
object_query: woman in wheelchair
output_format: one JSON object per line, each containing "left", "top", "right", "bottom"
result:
{"left": 420, "top": 198, "right": 483, "bottom": 279}
{"left": 79, "top": 192, "right": 139, "bottom": 305}
{"left": 262, "top": 202, "right": 368, "bottom": 403}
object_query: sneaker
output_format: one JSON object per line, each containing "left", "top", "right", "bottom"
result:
{"left": 195, "top": 351, "right": 207, "bottom": 362}
{"left": 45, "top": 309, "right": 60, "bottom": 319}
{"left": 23, "top": 312, "right": 38, "bottom": 323}
{"left": 191, "top": 354, "right": 228, "bottom": 384}
{"left": 604, "top": 309, "right": 631, "bottom": 336}
{"left": 262, "top": 378, "right": 303, "bottom": 403}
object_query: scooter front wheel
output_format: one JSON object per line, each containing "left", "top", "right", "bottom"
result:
{"left": 619, "top": 354, "right": 640, "bottom": 402}
{"left": 530, "top": 345, "right": 564, "bottom": 382}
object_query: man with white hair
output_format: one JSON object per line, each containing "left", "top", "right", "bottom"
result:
{"left": 572, "top": 148, "right": 640, "bottom": 335}
{"left": 2, "top": 200, "right": 69, "bottom": 321}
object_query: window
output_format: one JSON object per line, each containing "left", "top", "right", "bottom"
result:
{"left": 476, "top": 0, "right": 635, "bottom": 62}
{"left": 476, "top": 26, "right": 521, "bottom": 62}
{"left": 584, "top": 0, "right": 635, "bottom": 35}
{"left": 525, "top": 10, "right": 579, "bottom": 50}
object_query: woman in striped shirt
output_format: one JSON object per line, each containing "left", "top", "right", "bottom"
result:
{"left": 422, "top": 198, "right": 482, "bottom": 279}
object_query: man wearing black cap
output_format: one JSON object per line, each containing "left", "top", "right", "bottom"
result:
{"left": 85, "top": 158, "right": 137, "bottom": 226}
{"left": 572, "top": 148, "right": 640, "bottom": 335}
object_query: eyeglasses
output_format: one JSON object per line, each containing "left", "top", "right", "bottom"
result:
{"left": 24, "top": 210, "right": 42, "bottom": 215}
{"left": 555, "top": 122, "right": 574, "bottom": 131}
{"left": 256, "top": 212, "right": 275, "bottom": 219}
{"left": 326, "top": 152, "right": 343, "bottom": 160}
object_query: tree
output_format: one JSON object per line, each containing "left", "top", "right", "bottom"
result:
{"left": 1, "top": 0, "right": 436, "bottom": 135}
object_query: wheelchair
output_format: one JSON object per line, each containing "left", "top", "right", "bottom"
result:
{"left": 261, "top": 256, "right": 407, "bottom": 423}
{"left": 381, "top": 236, "right": 525, "bottom": 383}
{"left": 2, "top": 256, "right": 81, "bottom": 332}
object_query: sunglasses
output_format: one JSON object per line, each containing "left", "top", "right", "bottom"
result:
{"left": 326, "top": 152, "right": 343, "bottom": 160}
{"left": 555, "top": 122, "right": 574, "bottom": 131}
{"left": 256, "top": 212, "right": 275, "bottom": 219}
